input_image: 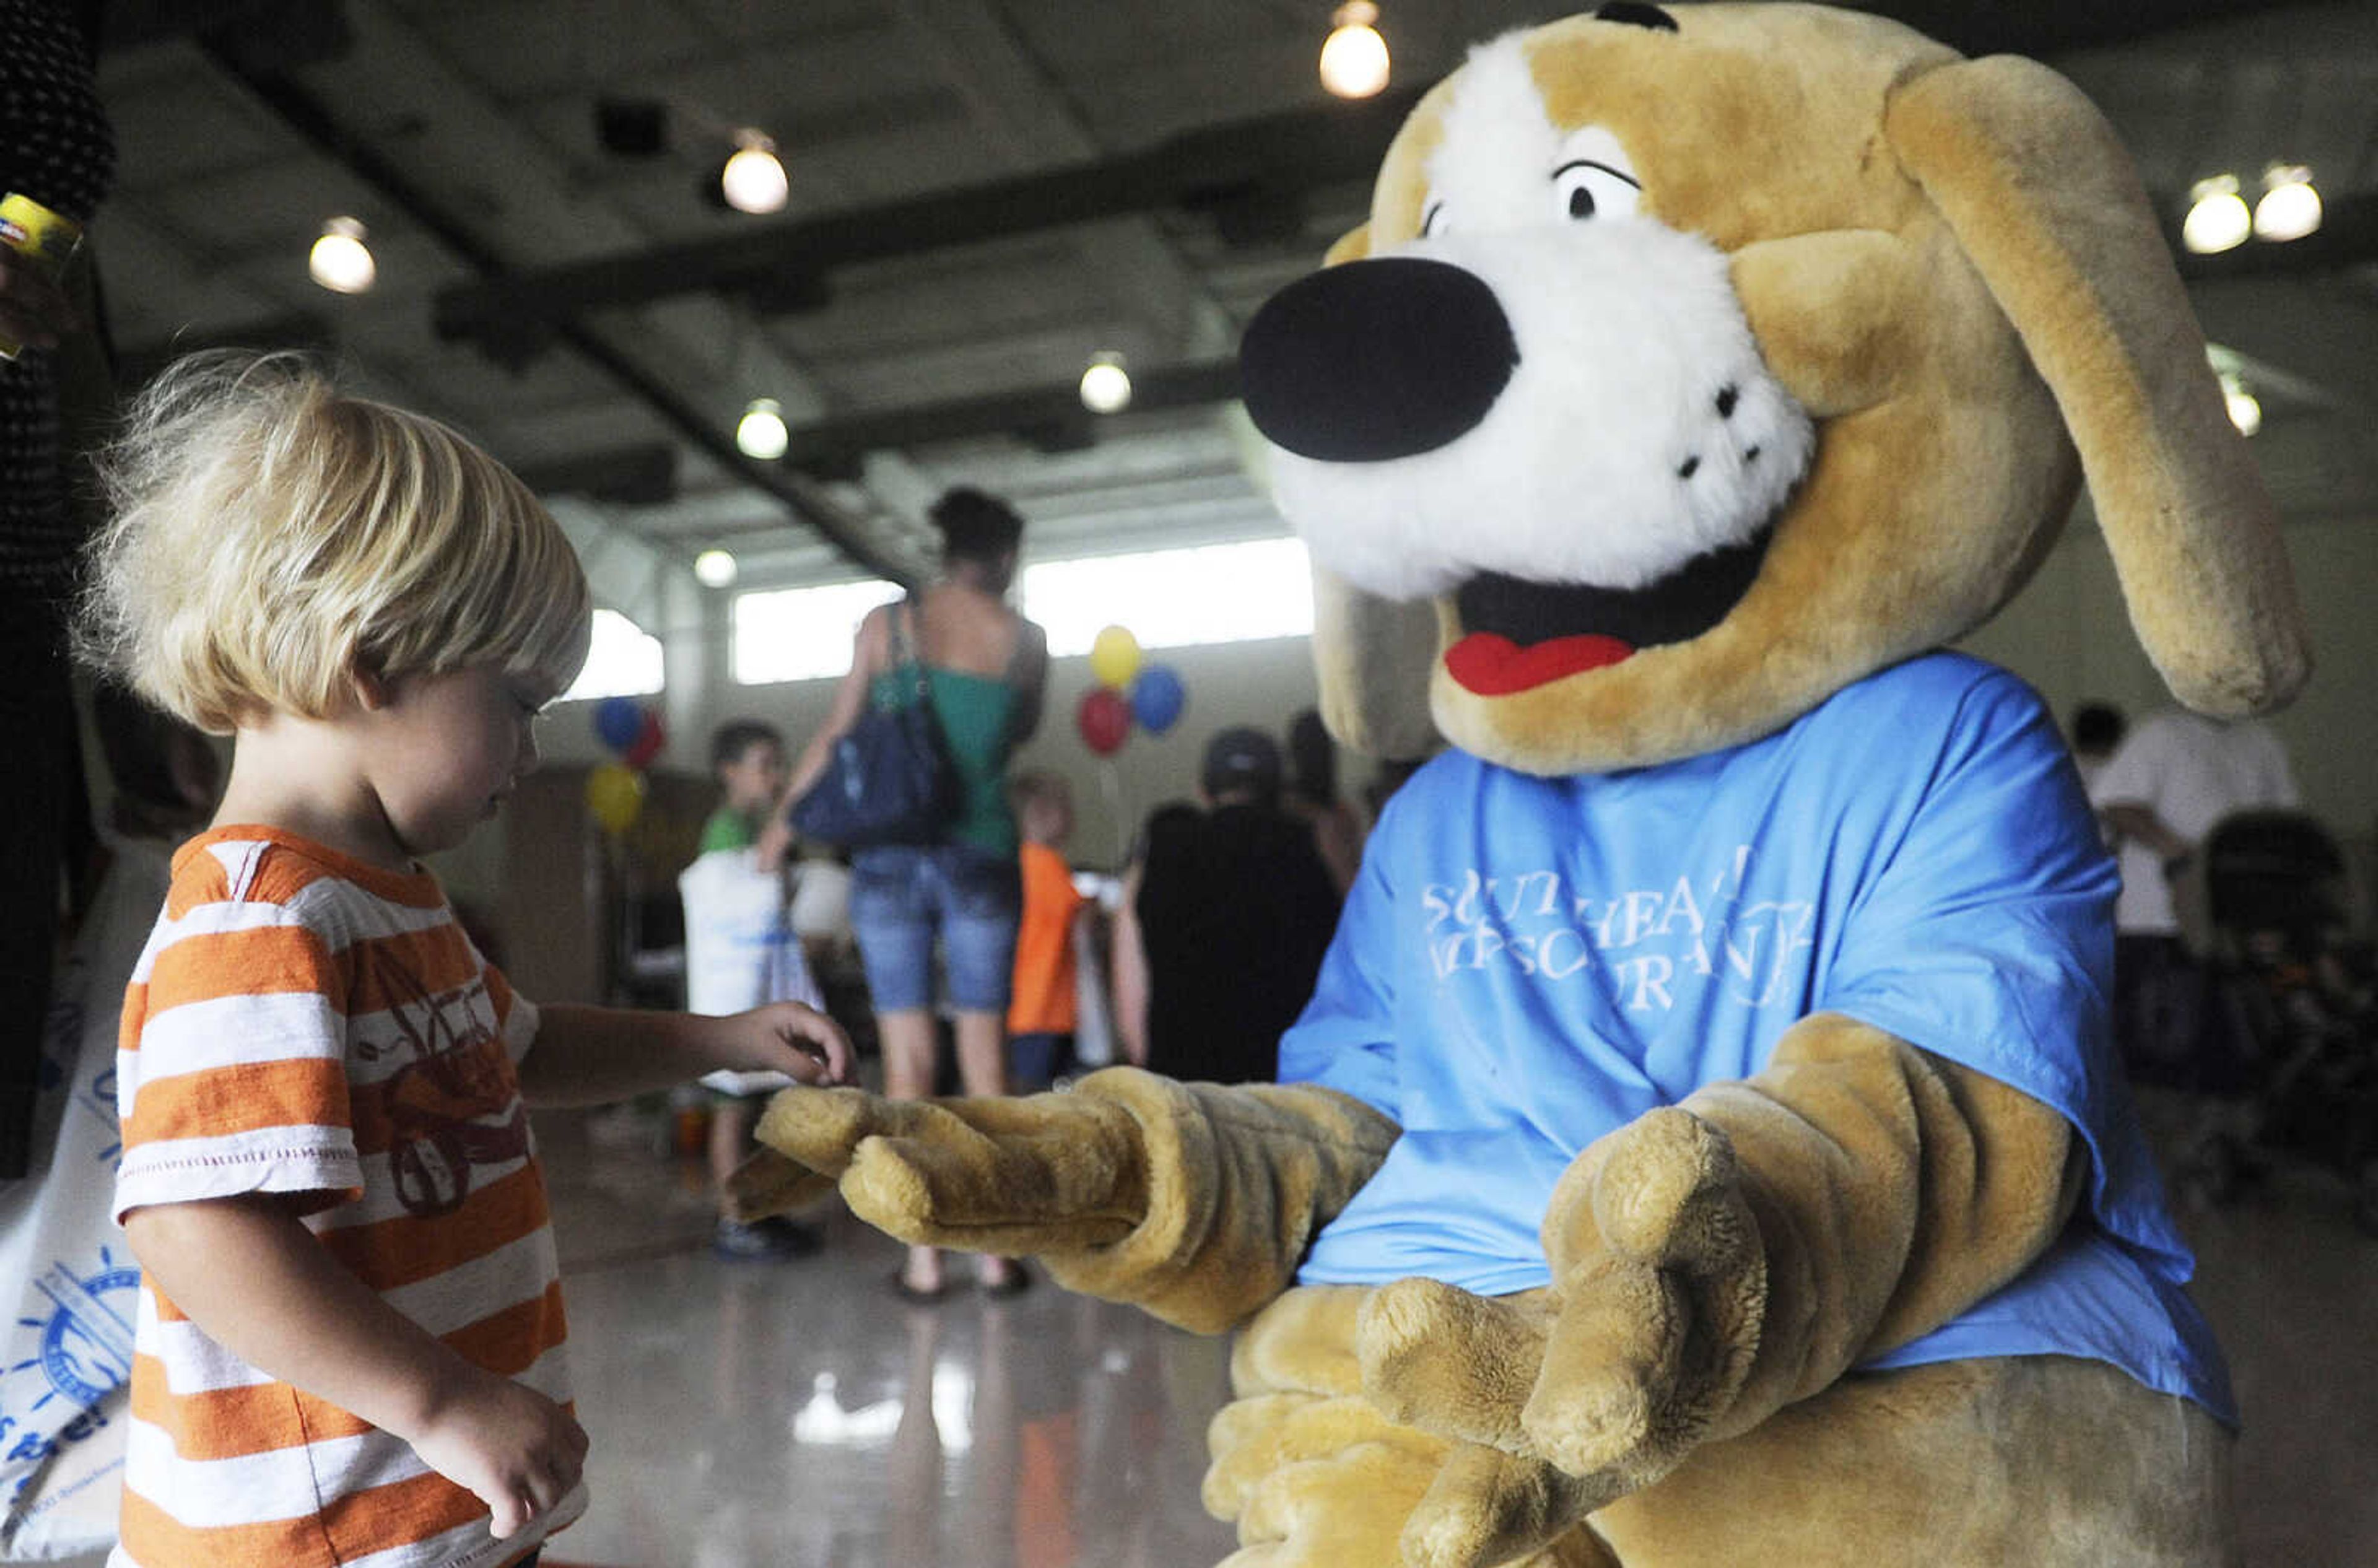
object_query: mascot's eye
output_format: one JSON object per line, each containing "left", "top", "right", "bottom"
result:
{"left": 1552, "top": 160, "right": 1640, "bottom": 222}
{"left": 1421, "top": 201, "right": 1447, "bottom": 238}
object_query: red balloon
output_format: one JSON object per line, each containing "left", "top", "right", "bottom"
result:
{"left": 622, "top": 706, "right": 667, "bottom": 769}
{"left": 1076, "top": 687, "right": 1130, "bottom": 756}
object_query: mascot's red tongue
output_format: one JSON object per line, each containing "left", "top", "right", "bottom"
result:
{"left": 1445, "top": 630, "right": 1636, "bottom": 695}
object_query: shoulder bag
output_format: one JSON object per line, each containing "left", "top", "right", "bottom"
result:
{"left": 789, "top": 596, "right": 960, "bottom": 847}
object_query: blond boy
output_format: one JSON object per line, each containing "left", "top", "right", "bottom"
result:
{"left": 76, "top": 354, "right": 850, "bottom": 1568}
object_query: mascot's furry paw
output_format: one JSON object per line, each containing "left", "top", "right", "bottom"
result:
{"left": 734, "top": 1069, "right": 1401, "bottom": 1333}
{"left": 1360, "top": 1110, "right": 1764, "bottom": 1501}
{"left": 729, "top": 1082, "right": 1150, "bottom": 1252}
{"left": 1214, "top": 1291, "right": 1618, "bottom": 1568}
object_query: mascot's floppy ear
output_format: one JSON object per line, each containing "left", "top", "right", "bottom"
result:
{"left": 1312, "top": 565, "right": 1441, "bottom": 759}
{"left": 1304, "top": 217, "right": 1444, "bottom": 759}
{"left": 1886, "top": 54, "right": 2310, "bottom": 715}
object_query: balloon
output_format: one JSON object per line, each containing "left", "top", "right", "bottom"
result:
{"left": 622, "top": 705, "right": 667, "bottom": 769}
{"left": 584, "top": 761, "right": 645, "bottom": 835}
{"left": 1129, "top": 664, "right": 1187, "bottom": 734}
{"left": 1076, "top": 687, "right": 1131, "bottom": 756}
{"left": 593, "top": 695, "right": 643, "bottom": 753}
{"left": 1088, "top": 625, "right": 1143, "bottom": 690}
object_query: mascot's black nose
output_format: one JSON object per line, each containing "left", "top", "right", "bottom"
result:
{"left": 1240, "top": 256, "right": 1518, "bottom": 463}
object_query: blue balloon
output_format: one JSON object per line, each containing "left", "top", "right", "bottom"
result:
{"left": 1130, "top": 664, "right": 1187, "bottom": 734}
{"left": 593, "top": 695, "right": 643, "bottom": 753}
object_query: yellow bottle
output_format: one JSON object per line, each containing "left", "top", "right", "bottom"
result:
{"left": 0, "top": 193, "right": 85, "bottom": 361}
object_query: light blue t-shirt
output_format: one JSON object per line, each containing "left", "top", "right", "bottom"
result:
{"left": 1282, "top": 652, "right": 2232, "bottom": 1424}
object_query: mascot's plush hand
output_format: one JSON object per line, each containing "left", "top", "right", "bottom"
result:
{"left": 1196, "top": 1112, "right": 1753, "bottom": 1568}
{"left": 1210, "top": 1286, "right": 1615, "bottom": 1568}
{"left": 730, "top": 1081, "right": 1154, "bottom": 1253}
{"left": 1362, "top": 1112, "right": 1759, "bottom": 1527}
{"left": 730, "top": 1066, "right": 1400, "bottom": 1335}
{"left": 1208, "top": 1021, "right": 2086, "bottom": 1568}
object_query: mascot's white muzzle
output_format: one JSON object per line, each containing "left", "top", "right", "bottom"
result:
{"left": 1242, "top": 222, "right": 1814, "bottom": 608}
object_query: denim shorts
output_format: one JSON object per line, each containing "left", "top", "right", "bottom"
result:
{"left": 850, "top": 842, "right": 1022, "bottom": 1014}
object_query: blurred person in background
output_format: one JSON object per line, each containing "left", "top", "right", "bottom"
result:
{"left": 1006, "top": 771, "right": 1087, "bottom": 1092}
{"left": 1110, "top": 726, "right": 1341, "bottom": 1086}
{"left": 681, "top": 718, "right": 827, "bottom": 1261}
{"left": 762, "top": 487, "right": 1047, "bottom": 1300}
{"left": 2090, "top": 707, "right": 2299, "bottom": 1082}
{"left": 1285, "top": 707, "right": 1364, "bottom": 896}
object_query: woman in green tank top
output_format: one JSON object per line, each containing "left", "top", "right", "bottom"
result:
{"left": 765, "top": 489, "right": 1047, "bottom": 1298}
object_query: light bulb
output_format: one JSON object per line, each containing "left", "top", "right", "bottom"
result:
{"left": 721, "top": 134, "right": 789, "bottom": 215}
{"left": 736, "top": 398, "right": 789, "bottom": 460}
{"left": 1079, "top": 352, "right": 1133, "bottom": 414}
{"left": 308, "top": 216, "right": 376, "bottom": 294}
{"left": 694, "top": 549, "right": 739, "bottom": 588}
{"left": 2181, "top": 176, "right": 2250, "bottom": 255}
{"left": 2252, "top": 167, "right": 2321, "bottom": 242}
{"left": 1320, "top": 2, "right": 1389, "bottom": 99}
{"left": 2224, "top": 386, "right": 2262, "bottom": 437}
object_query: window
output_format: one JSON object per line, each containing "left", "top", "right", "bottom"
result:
{"left": 730, "top": 537, "right": 1315, "bottom": 684}
{"left": 734, "top": 578, "right": 902, "bottom": 685}
{"left": 1021, "top": 538, "right": 1313, "bottom": 656}
{"left": 561, "top": 607, "right": 664, "bottom": 701}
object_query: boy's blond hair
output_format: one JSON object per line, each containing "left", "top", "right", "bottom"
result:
{"left": 78, "top": 351, "right": 591, "bottom": 734}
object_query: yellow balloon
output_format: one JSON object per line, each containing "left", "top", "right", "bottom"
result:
{"left": 1089, "top": 624, "right": 1143, "bottom": 690}
{"left": 584, "top": 762, "right": 645, "bottom": 835}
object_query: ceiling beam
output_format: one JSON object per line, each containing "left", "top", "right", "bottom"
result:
{"left": 432, "top": 88, "right": 1422, "bottom": 352}
{"left": 197, "top": 33, "right": 916, "bottom": 586}
{"left": 776, "top": 359, "right": 1242, "bottom": 477}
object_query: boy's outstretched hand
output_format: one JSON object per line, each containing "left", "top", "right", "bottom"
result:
{"left": 713, "top": 1000, "right": 856, "bottom": 1087}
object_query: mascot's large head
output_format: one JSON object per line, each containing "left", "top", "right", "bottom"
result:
{"left": 1241, "top": 1, "right": 2309, "bottom": 775}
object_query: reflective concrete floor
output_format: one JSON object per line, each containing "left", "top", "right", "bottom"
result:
{"left": 537, "top": 1097, "right": 2378, "bottom": 1568}
{"left": 542, "top": 1109, "right": 1236, "bottom": 1568}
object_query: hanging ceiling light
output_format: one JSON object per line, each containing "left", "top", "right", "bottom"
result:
{"left": 2252, "top": 164, "right": 2321, "bottom": 242}
{"left": 2219, "top": 373, "right": 2262, "bottom": 437}
{"left": 308, "top": 216, "right": 377, "bottom": 294}
{"left": 2180, "top": 175, "right": 2251, "bottom": 255}
{"left": 694, "top": 548, "right": 739, "bottom": 588}
{"left": 1079, "top": 351, "right": 1133, "bottom": 414}
{"left": 1320, "top": 2, "right": 1390, "bottom": 100}
{"left": 736, "top": 397, "right": 789, "bottom": 460}
{"left": 720, "top": 131, "right": 789, "bottom": 215}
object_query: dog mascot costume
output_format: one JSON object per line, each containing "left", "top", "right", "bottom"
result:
{"left": 735, "top": 6, "right": 2309, "bottom": 1563}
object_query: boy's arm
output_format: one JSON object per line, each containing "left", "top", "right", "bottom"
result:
{"left": 121, "top": 1196, "right": 585, "bottom": 1540}
{"left": 518, "top": 1001, "right": 853, "bottom": 1107}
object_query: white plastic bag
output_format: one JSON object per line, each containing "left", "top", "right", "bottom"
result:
{"left": 678, "top": 847, "right": 824, "bottom": 1094}
{"left": 1, "top": 836, "right": 170, "bottom": 1560}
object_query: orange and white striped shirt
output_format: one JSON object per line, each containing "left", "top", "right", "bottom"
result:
{"left": 110, "top": 827, "right": 577, "bottom": 1568}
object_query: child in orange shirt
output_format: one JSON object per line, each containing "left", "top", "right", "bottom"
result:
{"left": 1006, "top": 772, "right": 1087, "bottom": 1090}
{"left": 75, "top": 352, "right": 851, "bottom": 1568}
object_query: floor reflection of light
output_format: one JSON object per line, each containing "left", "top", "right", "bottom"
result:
{"left": 931, "top": 1361, "right": 975, "bottom": 1453}
{"left": 786, "top": 1362, "right": 976, "bottom": 1452}
{"left": 790, "top": 1371, "right": 903, "bottom": 1445}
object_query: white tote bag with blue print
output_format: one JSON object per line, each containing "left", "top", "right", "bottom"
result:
{"left": 0, "top": 835, "right": 167, "bottom": 1560}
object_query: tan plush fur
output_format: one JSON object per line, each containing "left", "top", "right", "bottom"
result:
{"left": 741, "top": 1068, "right": 1398, "bottom": 1335}
{"left": 1219, "top": 1307, "right": 2233, "bottom": 1567}
{"left": 1312, "top": 4, "right": 2304, "bottom": 773}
